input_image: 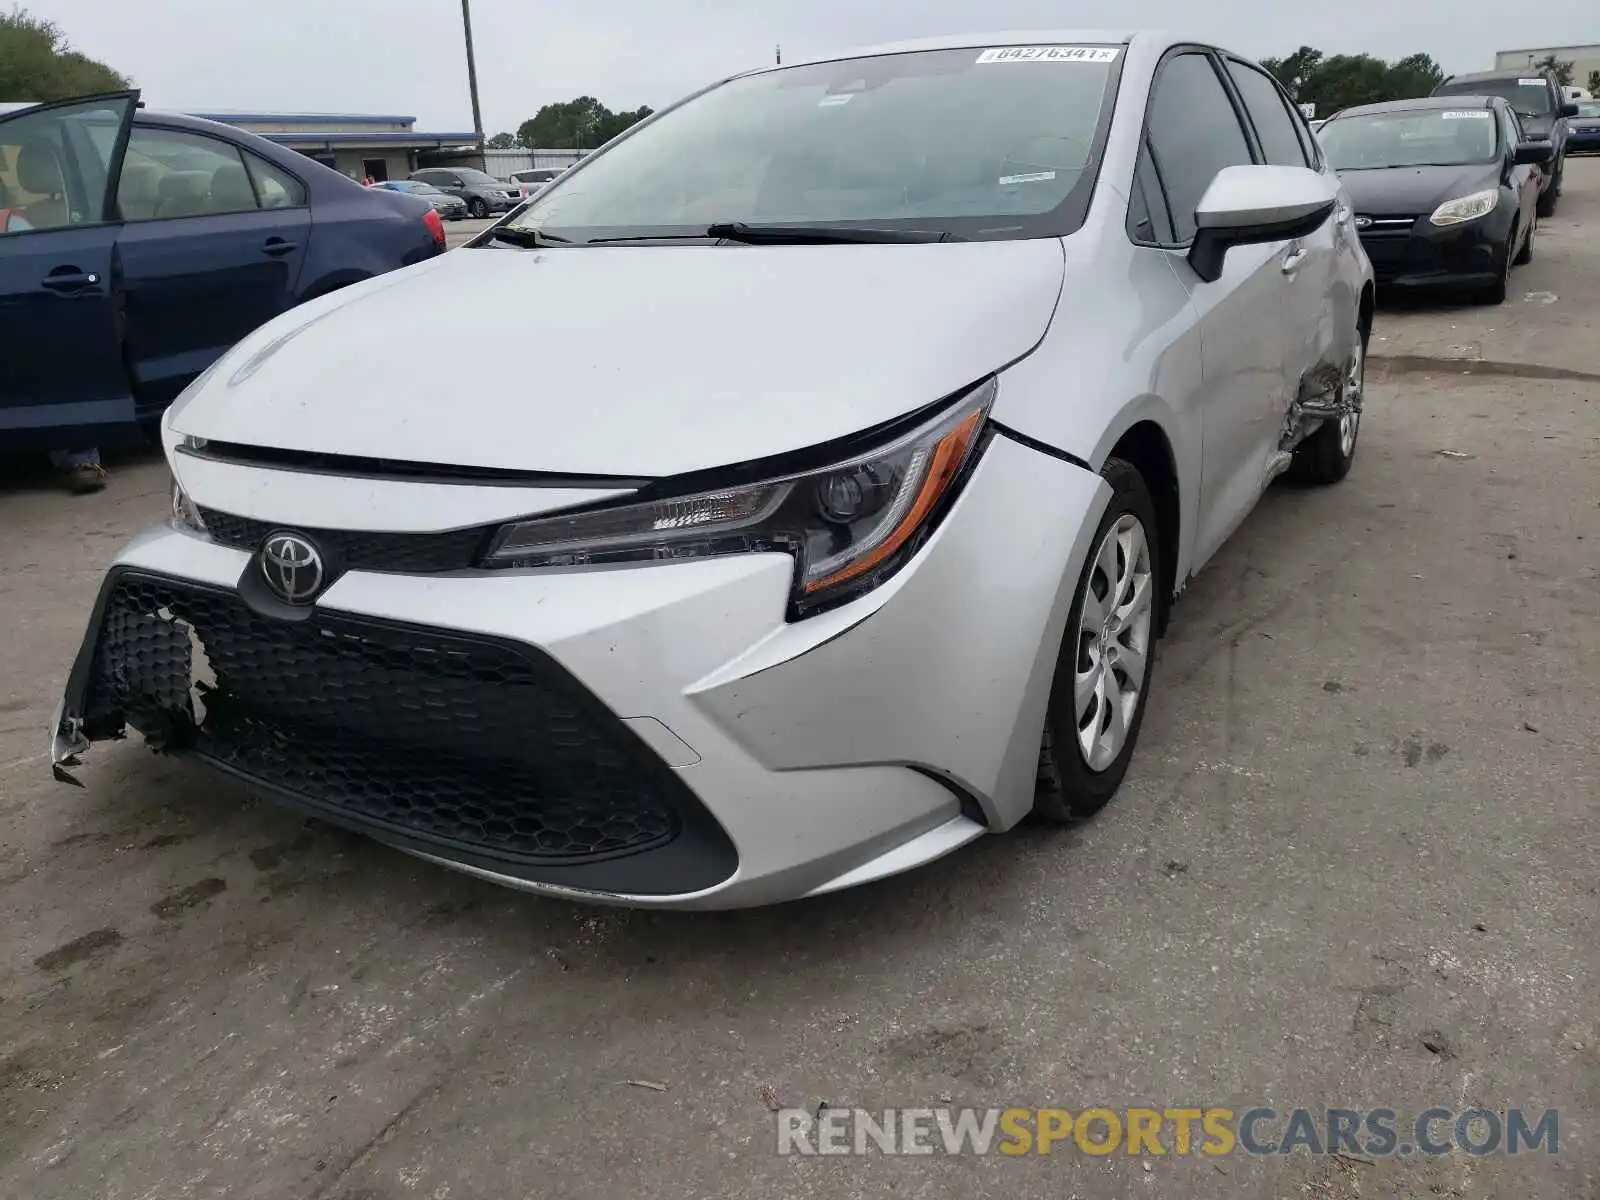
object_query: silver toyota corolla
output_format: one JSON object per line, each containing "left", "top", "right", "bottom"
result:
{"left": 53, "top": 30, "right": 1372, "bottom": 908}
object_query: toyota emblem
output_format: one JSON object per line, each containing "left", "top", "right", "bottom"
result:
{"left": 260, "top": 532, "right": 325, "bottom": 604}
{"left": 1354, "top": 215, "right": 1373, "bottom": 229}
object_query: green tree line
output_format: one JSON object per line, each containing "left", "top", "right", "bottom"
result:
{"left": 1, "top": 7, "right": 128, "bottom": 100}
{"left": 486, "top": 96, "right": 653, "bottom": 151}
{"left": 1264, "top": 46, "right": 1586, "bottom": 117}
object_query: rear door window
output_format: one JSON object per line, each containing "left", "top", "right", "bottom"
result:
{"left": 1224, "top": 60, "right": 1310, "bottom": 167}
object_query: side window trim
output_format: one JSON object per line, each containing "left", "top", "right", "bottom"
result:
{"left": 1127, "top": 135, "right": 1179, "bottom": 248}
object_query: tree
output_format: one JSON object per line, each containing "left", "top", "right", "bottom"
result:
{"left": 1259, "top": 46, "right": 1451, "bottom": 117}
{"left": 1588, "top": 69, "right": 1600, "bottom": 95}
{"left": 1383, "top": 53, "right": 1445, "bottom": 100}
{"left": 485, "top": 131, "right": 517, "bottom": 149}
{"left": 1297, "top": 53, "right": 1392, "bottom": 114}
{"left": 1261, "top": 46, "right": 1324, "bottom": 99}
{"left": 516, "top": 97, "right": 653, "bottom": 149}
{"left": 0, "top": 7, "right": 129, "bottom": 100}
{"left": 1532, "top": 54, "right": 1573, "bottom": 86}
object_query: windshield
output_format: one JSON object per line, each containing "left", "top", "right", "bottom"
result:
{"left": 1578, "top": 101, "right": 1600, "bottom": 118}
{"left": 507, "top": 44, "right": 1121, "bottom": 242}
{"left": 456, "top": 168, "right": 499, "bottom": 184}
{"left": 1320, "top": 109, "right": 1500, "bottom": 169}
{"left": 390, "top": 180, "right": 436, "bottom": 193}
{"left": 1434, "top": 78, "right": 1552, "bottom": 116}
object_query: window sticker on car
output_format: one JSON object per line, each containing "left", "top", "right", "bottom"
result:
{"left": 975, "top": 46, "right": 1120, "bottom": 64}
{"left": 818, "top": 94, "right": 855, "bottom": 107}
{"left": 999, "top": 171, "right": 1058, "bottom": 185}
{"left": 1518, "top": 78, "right": 1545, "bottom": 86}
{"left": 1441, "top": 111, "right": 1492, "bottom": 119}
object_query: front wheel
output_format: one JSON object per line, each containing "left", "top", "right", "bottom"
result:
{"left": 1292, "top": 327, "right": 1366, "bottom": 486}
{"left": 1034, "top": 459, "right": 1161, "bottom": 823}
{"left": 468, "top": 197, "right": 488, "bottom": 218}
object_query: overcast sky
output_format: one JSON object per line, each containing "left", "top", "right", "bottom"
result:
{"left": 36, "top": 0, "right": 1590, "bottom": 132}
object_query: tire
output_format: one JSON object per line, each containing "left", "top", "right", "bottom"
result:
{"left": 1477, "top": 235, "right": 1511, "bottom": 305}
{"left": 468, "top": 197, "right": 488, "bottom": 218}
{"left": 1536, "top": 163, "right": 1559, "bottom": 217}
{"left": 1514, "top": 214, "right": 1535, "bottom": 265}
{"left": 1034, "top": 458, "right": 1161, "bottom": 823}
{"left": 1292, "top": 324, "right": 1367, "bottom": 486}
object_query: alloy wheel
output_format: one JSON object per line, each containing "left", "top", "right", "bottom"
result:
{"left": 1074, "top": 514, "right": 1155, "bottom": 772}
{"left": 1340, "top": 336, "right": 1364, "bottom": 458}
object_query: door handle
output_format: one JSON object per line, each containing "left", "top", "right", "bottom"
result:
{"left": 262, "top": 238, "right": 299, "bottom": 257}
{"left": 40, "top": 270, "right": 100, "bottom": 294}
{"left": 1280, "top": 246, "right": 1308, "bottom": 275}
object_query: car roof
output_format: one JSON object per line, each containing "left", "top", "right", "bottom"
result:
{"left": 1334, "top": 95, "right": 1500, "bottom": 118}
{"left": 1439, "top": 69, "right": 1548, "bottom": 84}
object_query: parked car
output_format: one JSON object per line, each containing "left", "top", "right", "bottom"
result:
{"left": 1569, "top": 99, "right": 1600, "bottom": 154}
{"left": 0, "top": 92, "right": 446, "bottom": 451}
{"left": 370, "top": 178, "right": 468, "bottom": 219}
{"left": 1318, "top": 96, "right": 1546, "bottom": 304}
{"left": 53, "top": 32, "right": 1372, "bottom": 909}
{"left": 508, "top": 167, "right": 566, "bottom": 200}
{"left": 409, "top": 166, "right": 521, "bottom": 217}
{"left": 1431, "top": 68, "right": 1579, "bottom": 215}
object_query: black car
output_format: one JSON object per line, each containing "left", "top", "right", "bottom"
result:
{"left": 408, "top": 166, "right": 521, "bottom": 218}
{"left": 1431, "top": 69, "right": 1579, "bottom": 215}
{"left": 1319, "top": 96, "right": 1550, "bottom": 304}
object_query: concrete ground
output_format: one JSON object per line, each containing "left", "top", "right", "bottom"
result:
{"left": 1, "top": 163, "right": 1597, "bottom": 1200}
{"left": 445, "top": 217, "right": 496, "bottom": 249}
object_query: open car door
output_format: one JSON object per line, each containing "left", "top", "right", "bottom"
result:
{"left": 0, "top": 90, "right": 139, "bottom": 450}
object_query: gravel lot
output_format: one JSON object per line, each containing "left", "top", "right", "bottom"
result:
{"left": 2, "top": 162, "right": 1597, "bottom": 1200}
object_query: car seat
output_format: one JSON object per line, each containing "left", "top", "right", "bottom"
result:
{"left": 117, "top": 162, "right": 162, "bottom": 220}
{"left": 16, "top": 141, "right": 68, "bottom": 228}
{"left": 155, "top": 171, "right": 212, "bottom": 218}
{"left": 209, "top": 162, "right": 257, "bottom": 212}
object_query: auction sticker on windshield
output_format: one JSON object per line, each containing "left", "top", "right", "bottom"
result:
{"left": 1441, "top": 111, "right": 1492, "bottom": 119}
{"left": 1518, "top": 78, "right": 1545, "bottom": 86}
{"left": 976, "top": 46, "right": 1120, "bottom": 64}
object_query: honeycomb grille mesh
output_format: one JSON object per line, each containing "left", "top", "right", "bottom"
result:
{"left": 84, "top": 576, "right": 684, "bottom": 865}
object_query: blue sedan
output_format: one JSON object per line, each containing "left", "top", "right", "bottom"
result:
{"left": 1569, "top": 100, "right": 1600, "bottom": 154}
{"left": 0, "top": 91, "right": 447, "bottom": 450}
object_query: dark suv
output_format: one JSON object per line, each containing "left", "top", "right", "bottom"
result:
{"left": 409, "top": 167, "right": 521, "bottom": 218}
{"left": 1432, "top": 69, "right": 1579, "bottom": 215}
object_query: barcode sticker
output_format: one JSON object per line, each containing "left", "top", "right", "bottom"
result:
{"left": 1519, "top": 77, "right": 1545, "bottom": 86}
{"left": 1441, "top": 110, "right": 1492, "bottom": 119}
{"left": 999, "top": 171, "right": 1058, "bottom": 185}
{"left": 976, "top": 46, "right": 1119, "bottom": 65}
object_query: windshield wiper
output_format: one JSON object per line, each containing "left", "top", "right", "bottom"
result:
{"left": 483, "top": 226, "right": 570, "bottom": 248}
{"left": 706, "top": 221, "right": 964, "bottom": 245}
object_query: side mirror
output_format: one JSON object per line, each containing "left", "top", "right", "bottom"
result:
{"left": 1514, "top": 141, "right": 1554, "bottom": 166}
{"left": 1560, "top": 102, "right": 1580, "bottom": 118}
{"left": 1187, "top": 165, "right": 1338, "bottom": 283}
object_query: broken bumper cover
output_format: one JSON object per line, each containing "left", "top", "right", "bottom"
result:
{"left": 50, "top": 434, "right": 1108, "bottom": 908}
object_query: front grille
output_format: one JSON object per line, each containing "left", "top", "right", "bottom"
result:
{"left": 1357, "top": 215, "right": 1418, "bottom": 233}
{"left": 199, "top": 507, "right": 489, "bottom": 574}
{"left": 82, "top": 574, "right": 727, "bottom": 875}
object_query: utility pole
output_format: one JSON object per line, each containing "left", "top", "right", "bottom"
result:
{"left": 776, "top": 44, "right": 782, "bottom": 66}
{"left": 461, "top": 0, "right": 484, "bottom": 136}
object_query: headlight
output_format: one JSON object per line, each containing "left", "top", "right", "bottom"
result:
{"left": 482, "top": 379, "right": 995, "bottom": 617}
{"left": 170, "top": 474, "right": 207, "bottom": 534}
{"left": 1429, "top": 190, "right": 1499, "bottom": 226}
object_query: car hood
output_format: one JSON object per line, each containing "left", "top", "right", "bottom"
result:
{"left": 168, "top": 239, "right": 1065, "bottom": 477}
{"left": 1337, "top": 163, "right": 1499, "bottom": 216}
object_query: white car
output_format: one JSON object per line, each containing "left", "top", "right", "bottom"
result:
{"left": 508, "top": 167, "right": 566, "bottom": 201}
{"left": 53, "top": 31, "right": 1372, "bottom": 909}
